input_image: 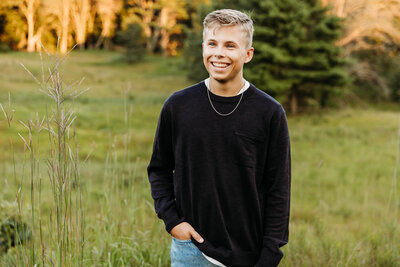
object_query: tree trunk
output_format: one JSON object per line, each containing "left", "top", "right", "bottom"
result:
{"left": 20, "top": 0, "right": 36, "bottom": 52}
{"left": 95, "top": 14, "right": 112, "bottom": 49}
{"left": 60, "top": 0, "right": 70, "bottom": 54}
{"left": 148, "top": 26, "right": 161, "bottom": 53}
{"left": 335, "top": 0, "right": 346, "bottom": 17}
{"left": 72, "top": 0, "right": 90, "bottom": 49}
{"left": 94, "top": 35, "right": 104, "bottom": 49}
{"left": 95, "top": 0, "right": 121, "bottom": 50}
{"left": 320, "top": 90, "right": 328, "bottom": 107}
{"left": 290, "top": 88, "right": 298, "bottom": 115}
{"left": 135, "top": 0, "right": 155, "bottom": 53}
{"left": 143, "top": 17, "right": 153, "bottom": 52}
{"left": 159, "top": 7, "right": 169, "bottom": 56}
{"left": 87, "top": 1, "right": 96, "bottom": 34}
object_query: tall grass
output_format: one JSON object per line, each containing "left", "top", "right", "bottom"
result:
{"left": 1, "top": 51, "right": 399, "bottom": 266}
{"left": 1, "top": 93, "right": 29, "bottom": 266}
{"left": 1, "top": 50, "right": 172, "bottom": 266}
{"left": 1, "top": 43, "right": 87, "bottom": 266}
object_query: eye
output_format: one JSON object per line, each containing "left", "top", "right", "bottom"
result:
{"left": 226, "top": 43, "right": 236, "bottom": 48}
{"left": 208, "top": 42, "right": 216, "bottom": 47}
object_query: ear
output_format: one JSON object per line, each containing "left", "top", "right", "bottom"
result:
{"left": 244, "top": 47, "right": 254, "bottom": 63}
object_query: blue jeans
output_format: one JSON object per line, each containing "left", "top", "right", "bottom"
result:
{"left": 170, "top": 237, "right": 218, "bottom": 267}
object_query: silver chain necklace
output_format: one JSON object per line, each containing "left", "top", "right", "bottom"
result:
{"left": 207, "top": 86, "right": 244, "bottom": 117}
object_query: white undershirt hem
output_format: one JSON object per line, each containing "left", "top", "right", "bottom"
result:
{"left": 202, "top": 252, "right": 227, "bottom": 266}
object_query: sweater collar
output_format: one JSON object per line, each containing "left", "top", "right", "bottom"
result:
{"left": 204, "top": 78, "right": 250, "bottom": 95}
{"left": 200, "top": 80, "right": 255, "bottom": 103}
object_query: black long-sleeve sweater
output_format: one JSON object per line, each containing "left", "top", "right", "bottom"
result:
{"left": 147, "top": 81, "right": 291, "bottom": 267}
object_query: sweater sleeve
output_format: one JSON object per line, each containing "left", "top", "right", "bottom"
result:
{"left": 256, "top": 107, "right": 291, "bottom": 267}
{"left": 147, "top": 100, "right": 184, "bottom": 233}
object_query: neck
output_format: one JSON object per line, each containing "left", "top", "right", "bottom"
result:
{"left": 209, "top": 75, "right": 245, "bottom": 97}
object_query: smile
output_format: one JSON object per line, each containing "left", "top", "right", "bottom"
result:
{"left": 211, "top": 62, "right": 230, "bottom": 68}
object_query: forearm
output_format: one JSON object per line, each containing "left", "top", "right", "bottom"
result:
{"left": 256, "top": 190, "right": 290, "bottom": 267}
{"left": 148, "top": 99, "right": 182, "bottom": 232}
{"left": 257, "top": 107, "right": 291, "bottom": 266}
{"left": 148, "top": 157, "right": 183, "bottom": 232}
{"left": 154, "top": 195, "right": 185, "bottom": 232}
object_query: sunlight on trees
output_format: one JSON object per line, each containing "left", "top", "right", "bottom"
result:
{"left": 323, "top": 0, "right": 400, "bottom": 53}
{"left": 1, "top": 0, "right": 400, "bottom": 55}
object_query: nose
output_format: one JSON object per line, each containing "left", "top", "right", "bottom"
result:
{"left": 214, "top": 45, "right": 225, "bottom": 58}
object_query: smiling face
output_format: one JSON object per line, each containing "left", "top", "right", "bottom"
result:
{"left": 203, "top": 25, "right": 254, "bottom": 86}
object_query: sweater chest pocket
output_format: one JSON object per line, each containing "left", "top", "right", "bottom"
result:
{"left": 232, "top": 131, "right": 265, "bottom": 168}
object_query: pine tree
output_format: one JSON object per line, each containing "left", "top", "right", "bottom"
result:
{"left": 183, "top": 0, "right": 347, "bottom": 113}
{"left": 182, "top": 4, "right": 211, "bottom": 82}
{"left": 245, "top": 0, "right": 349, "bottom": 113}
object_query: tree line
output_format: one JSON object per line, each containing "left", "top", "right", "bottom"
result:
{"left": 0, "top": 0, "right": 200, "bottom": 55}
{"left": 1, "top": 0, "right": 400, "bottom": 113}
{"left": 2, "top": 0, "right": 400, "bottom": 54}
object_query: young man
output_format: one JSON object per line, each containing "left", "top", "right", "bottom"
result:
{"left": 148, "top": 9, "right": 291, "bottom": 267}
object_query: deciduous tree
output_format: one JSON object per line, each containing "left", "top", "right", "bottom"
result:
{"left": 71, "top": 0, "right": 90, "bottom": 49}
{"left": 322, "top": 0, "right": 400, "bottom": 53}
{"left": 2, "top": 0, "right": 42, "bottom": 51}
{"left": 95, "top": 0, "right": 123, "bottom": 49}
{"left": 124, "top": 0, "right": 188, "bottom": 55}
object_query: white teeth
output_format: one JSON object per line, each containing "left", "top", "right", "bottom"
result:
{"left": 212, "top": 62, "right": 229, "bottom": 67}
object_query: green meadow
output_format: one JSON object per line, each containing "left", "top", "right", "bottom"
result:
{"left": 0, "top": 51, "right": 399, "bottom": 266}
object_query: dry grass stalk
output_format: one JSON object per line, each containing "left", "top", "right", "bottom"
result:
{"left": 8, "top": 40, "right": 89, "bottom": 266}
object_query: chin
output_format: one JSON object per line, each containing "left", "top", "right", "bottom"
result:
{"left": 210, "top": 72, "right": 236, "bottom": 83}
{"left": 209, "top": 72, "right": 229, "bottom": 83}
{"left": 214, "top": 78, "right": 228, "bottom": 83}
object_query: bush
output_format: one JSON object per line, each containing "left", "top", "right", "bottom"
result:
{"left": 349, "top": 50, "right": 400, "bottom": 102}
{"left": 0, "top": 43, "right": 11, "bottom": 53}
{"left": 0, "top": 216, "right": 30, "bottom": 255}
{"left": 116, "top": 22, "right": 146, "bottom": 64}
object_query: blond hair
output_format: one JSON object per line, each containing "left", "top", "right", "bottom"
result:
{"left": 203, "top": 9, "right": 254, "bottom": 48}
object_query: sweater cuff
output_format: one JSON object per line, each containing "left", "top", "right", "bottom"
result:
{"left": 255, "top": 246, "right": 283, "bottom": 267}
{"left": 164, "top": 213, "right": 185, "bottom": 233}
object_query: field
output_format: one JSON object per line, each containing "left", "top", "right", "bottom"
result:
{"left": 0, "top": 51, "right": 399, "bottom": 266}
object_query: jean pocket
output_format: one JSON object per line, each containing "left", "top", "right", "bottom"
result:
{"left": 172, "top": 236, "right": 192, "bottom": 243}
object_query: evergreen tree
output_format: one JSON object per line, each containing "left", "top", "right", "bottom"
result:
{"left": 182, "top": 4, "right": 211, "bottom": 82}
{"left": 183, "top": 0, "right": 348, "bottom": 113}
{"left": 245, "top": 0, "right": 349, "bottom": 113}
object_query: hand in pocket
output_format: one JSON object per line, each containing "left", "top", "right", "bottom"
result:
{"left": 170, "top": 222, "right": 204, "bottom": 243}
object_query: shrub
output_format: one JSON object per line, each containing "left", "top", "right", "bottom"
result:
{"left": 116, "top": 22, "right": 146, "bottom": 64}
{"left": 0, "top": 216, "right": 30, "bottom": 255}
{"left": 349, "top": 49, "right": 400, "bottom": 102}
{"left": 0, "top": 43, "right": 11, "bottom": 53}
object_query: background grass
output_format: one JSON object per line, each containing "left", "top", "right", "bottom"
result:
{"left": 0, "top": 51, "right": 399, "bottom": 266}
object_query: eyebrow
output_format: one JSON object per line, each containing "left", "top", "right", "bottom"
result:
{"left": 206, "top": 39, "right": 239, "bottom": 45}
